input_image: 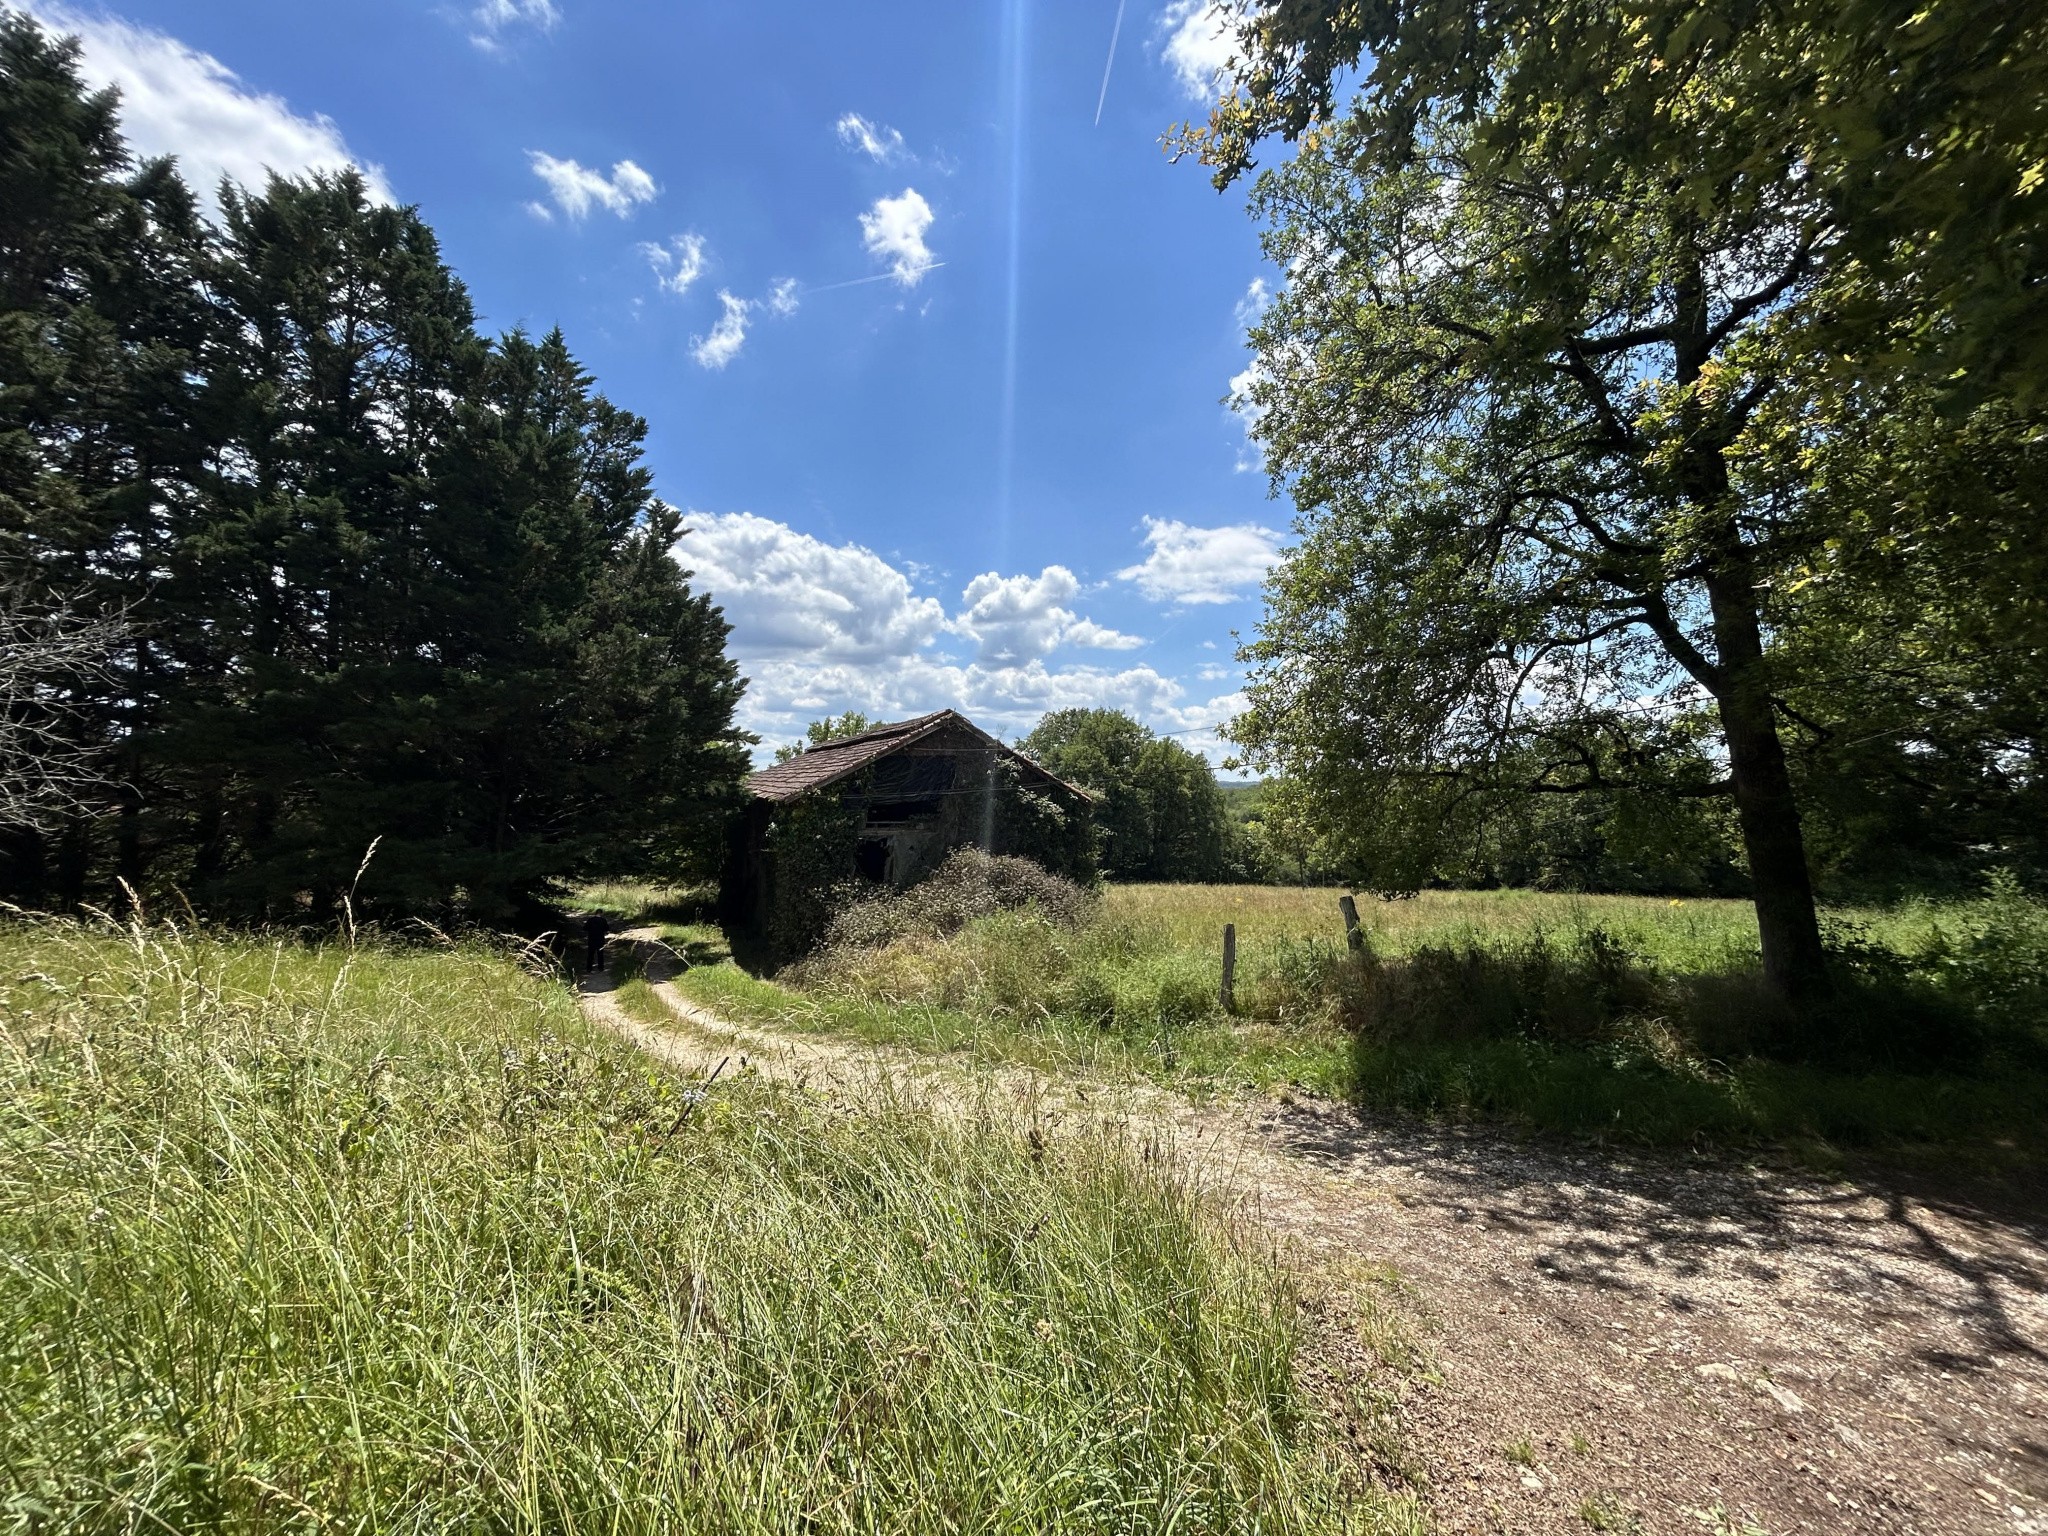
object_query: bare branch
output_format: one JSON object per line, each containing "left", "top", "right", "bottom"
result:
{"left": 0, "top": 588, "right": 128, "bottom": 832}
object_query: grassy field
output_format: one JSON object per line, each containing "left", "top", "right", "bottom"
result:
{"left": 672, "top": 880, "right": 2048, "bottom": 1165}
{"left": 569, "top": 879, "right": 711, "bottom": 924}
{"left": 0, "top": 918, "right": 1417, "bottom": 1533}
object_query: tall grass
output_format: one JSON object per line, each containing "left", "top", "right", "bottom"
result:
{"left": 567, "top": 879, "right": 709, "bottom": 924}
{"left": 714, "top": 881, "right": 2048, "bottom": 1161}
{"left": 0, "top": 919, "right": 1405, "bottom": 1533}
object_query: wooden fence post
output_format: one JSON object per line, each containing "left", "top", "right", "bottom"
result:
{"left": 1338, "top": 894, "right": 1365, "bottom": 954}
{"left": 1220, "top": 923, "right": 1237, "bottom": 1014}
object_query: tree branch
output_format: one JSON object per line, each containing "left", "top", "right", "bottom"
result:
{"left": 1705, "top": 239, "right": 1815, "bottom": 352}
{"left": 0, "top": 589, "right": 128, "bottom": 832}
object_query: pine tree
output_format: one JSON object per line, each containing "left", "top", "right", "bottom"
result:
{"left": 0, "top": 13, "right": 208, "bottom": 903}
{"left": 0, "top": 13, "right": 750, "bottom": 922}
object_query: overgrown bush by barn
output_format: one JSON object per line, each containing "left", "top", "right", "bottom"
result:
{"left": 821, "top": 848, "right": 1095, "bottom": 950}
{"left": 759, "top": 783, "right": 868, "bottom": 961}
{"left": 729, "top": 722, "right": 1100, "bottom": 968}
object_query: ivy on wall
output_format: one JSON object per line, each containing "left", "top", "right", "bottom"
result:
{"left": 760, "top": 778, "right": 868, "bottom": 961}
{"left": 986, "top": 757, "right": 1097, "bottom": 885}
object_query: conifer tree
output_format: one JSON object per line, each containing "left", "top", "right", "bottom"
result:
{"left": 0, "top": 13, "right": 208, "bottom": 901}
{"left": 0, "top": 12, "right": 749, "bottom": 922}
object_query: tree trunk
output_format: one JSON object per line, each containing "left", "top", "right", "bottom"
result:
{"left": 1669, "top": 234, "right": 1832, "bottom": 1004}
{"left": 1704, "top": 568, "right": 1832, "bottom": 1002}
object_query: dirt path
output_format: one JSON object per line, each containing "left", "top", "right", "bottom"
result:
{"left": 579, "top": 943, "right": 2048, "bottom": 1536}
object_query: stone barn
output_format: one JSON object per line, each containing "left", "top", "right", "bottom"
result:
{"left": 718, "top": 710, "right": 1095, "bottom": 967}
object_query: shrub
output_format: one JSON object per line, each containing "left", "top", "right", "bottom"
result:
{"left": 1326, "top": 923, "right": 1992, "bottom": 1072}
{"left": 1335, "top": 928, "right": 1658, "bottom": 1049}
{"left": 1898, "top": 870, "right": 2048, "bottom": 1046}
{"left": 761, "top": 786, "right": 868, "bottom": 960}
{"left": 819, "top": 848, "right": 1095, "bottom": 952}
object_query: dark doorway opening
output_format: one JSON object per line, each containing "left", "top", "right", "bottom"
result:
{"left": 855, "top": 837, "right": 891, "bottom": 883}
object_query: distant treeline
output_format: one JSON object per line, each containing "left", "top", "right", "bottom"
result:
{"left": 0, "top": 17, "right": 747, "bottom": 922}
{"left": 1026, "top": 707, "right": 2017, "bottom": 900}
{"left": 939, "top": 706, "right": 1748, "bottom": 893}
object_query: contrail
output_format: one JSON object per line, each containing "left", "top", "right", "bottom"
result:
{"left": 799, "top": 264, "right": 946, "bottom": 295}
{"left": 1094, "top": 0, "right": 1127, "bottom": 126}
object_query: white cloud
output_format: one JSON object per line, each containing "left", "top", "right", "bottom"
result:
{"left": 21, "top": 3, "right": 392, "bottom": 210}
{"left": 681, "top": 512, "right": 948, "bottom": 664}
{"left": 470, "top": 0, "right": 558, "bottom": 49}
{"left": 1228, "top": 360, "right": 1263, "bottom": 418}
{"left": 1235, "top": 276, "right": 1273, "bottom": 327}
{"left": 766, "top": 277, "right": 800, "bottom": 317}
{"left": 692, "top": 292, "right": 752, "bottom": 370}
{"left": 859, "top": 188, "right": 936, "bottom": 286}
{"left": 1227, "top": 359, "right": 1267, "bottom": 471}
{"left": 1156, "top": 689, "right": 1250, "bottom": 768}
{"left": 952, "top": 567, "right": 1143, "bottom": 666}
{"left": 641, "top": 233, "right": 707, "bottom": 295}
{"left": 678, "top": 514, "right": 1173, "bottom": 751}
{"left": 1117, "top": 516, "right": 1284, "bottom": 604}
{"left": 527, "top": 152, "right": 655, "bottom": 220}
{"left": 1067, "top": 619, "right": 1146, "bottom": 652}
{"left": 835, "top": 112, "right": 906, "bottom": 162}
{"left": 1158, "top": 1, "right": 1238, "bottom": 101}
{"left": 739, "top": 655, "right": 1189, "bottom": 755}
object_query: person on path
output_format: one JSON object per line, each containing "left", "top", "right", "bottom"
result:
{"left": 584, "top": 912, "right": 611, "bottom": 975}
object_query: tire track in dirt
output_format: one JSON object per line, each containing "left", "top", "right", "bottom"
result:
{"left": 579, "top": 942, "right": 2048, "bottom": 1536}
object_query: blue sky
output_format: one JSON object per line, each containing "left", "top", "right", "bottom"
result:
{"left": 26, "top": 0, "right": 1283, "bottom": 761}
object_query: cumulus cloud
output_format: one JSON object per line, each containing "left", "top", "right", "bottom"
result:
{"left": 20, "top": 3, "right": 392, "bottom": 210}
{"left": 1067, "top": 619, "right": 1146, "bottom": 652}
{"left": 527, "top": 151, "right": 655, "bottom": 220}
{"left": 685, "top": 279, "right": 801, "bottom": 368}
{"left": 835, "top": 112, "right": 906, "bottom": 162}
{"left": 952, "top": 568, "right": 1143, "bottom": 666}
{"left": 692, "top": 292, "right": 752, "bottom": 370}
{"left": 860, "top": 188, "right": 936, "bottom": 286}
{"left": 1117, "top": 516, "right": 1284, "bottom": 604}
{"left": 743, "top": 655, "right": 1190, "bottom": 754}
{"left": 678, "top": 514, "right": 1169, "bottom": 750}
{"left": 1158, "top": 0, "right": 1238, "bottom": 101}
{"left": 681, "top": 514, "right": 948, "bottom": 663}
{"left": 641, "top": 233, "right": 707, "bottom": 295}
{"left": 470, "top": 0, "right": 558, "bottom": 49}
{"left": 1228, "top": 360, "right": 1263, "bottom": 417}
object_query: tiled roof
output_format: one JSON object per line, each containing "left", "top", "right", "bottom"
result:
{"left": 743, "top": 709, "right": 1090, "bottom": 804}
